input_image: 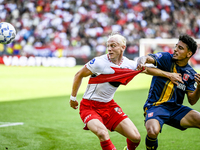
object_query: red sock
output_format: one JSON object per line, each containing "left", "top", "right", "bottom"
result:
{"left": 127, "top": 138, "right": 140, "bottom": 150}
{"left": 100, "top": 139, "right": 116, "bottom": 150}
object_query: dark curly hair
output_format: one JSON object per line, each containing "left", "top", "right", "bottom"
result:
{"left": 179, "top": 34, "right": 197, "bottom": 56}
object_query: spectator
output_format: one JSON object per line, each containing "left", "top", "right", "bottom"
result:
{"left": 0, "top": 0, "right": 200, "bottom": 60}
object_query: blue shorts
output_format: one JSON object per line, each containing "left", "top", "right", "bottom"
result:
{"left": 144, "top": 104, "right": 193, "bottom": 131}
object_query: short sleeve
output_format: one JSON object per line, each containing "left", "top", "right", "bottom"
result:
{"left": 148, "top": 52, "right": 172, "bottom": 71}
{"left": 186, "top": 69, "right": 197, "bottom": 92}
{"left": 85, "top": 57, "right": 105, "bottom": 74}
{"left": 85, "top": 57, "right": 115, "bottom": 74}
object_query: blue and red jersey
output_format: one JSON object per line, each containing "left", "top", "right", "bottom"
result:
{"left": 144, "top": 52, "right": 197, "bottom": 108}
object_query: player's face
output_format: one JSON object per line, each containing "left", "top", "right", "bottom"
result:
{"left": 107, "top": 37, "right": 125, "bottom": 61}
{"left": 172, "top": 41, "right": 192, "bottom": 61}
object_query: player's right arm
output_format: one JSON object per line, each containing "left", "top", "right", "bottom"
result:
{"left": 70, "top": 66, "right": 93, "bottom": 109}
{"left": 137, "top": 55, "right": 183, "bottom": 85}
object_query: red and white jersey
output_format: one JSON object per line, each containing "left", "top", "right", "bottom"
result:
{"left": 83, "top": 54, "right": 137, "bottom": 102}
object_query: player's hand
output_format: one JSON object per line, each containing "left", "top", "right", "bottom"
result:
{"left": 169, "top": 73, "right": 183, "bottom": 86}
{"left": 136, "top": 64, "right": 147, "bottom": 73}
{"left": 69, "top": 100, "right": 79, "bottom": 109}
{"left": 194, "top": 73, "right": 200, "bottom": 88}
{"left": 137, "top": 56, "right": 147, "bottom": 65}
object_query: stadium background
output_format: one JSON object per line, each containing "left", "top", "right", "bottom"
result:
{"left": 0, "top": 0, "right": 200, "bottom": 67}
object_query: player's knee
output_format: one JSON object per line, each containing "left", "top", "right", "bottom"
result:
{"left": 146, "top": 127, "right": 159, "bottom": 138}
{"left": 126, "top": 128, "right": 141, "bottom": 143}
{"left": 127, "top": 131, "right": 141, "bottom": 143}
{"left": 96, "top": 129, "right": 109, "bottom": 141}
{"left": 187, "top": 111, "right": 200, "bottom": 129}
{"left": 130, "top": 133, "right": 141, "bottom": 143}
{"left": 194, "top": 113, "right": 200, "bottom": 128}
{"left": 194, "top": 118, "right": 200, "bottom": 129}
{"left": 196, "top": 115, "right": 200, "bottom": 128}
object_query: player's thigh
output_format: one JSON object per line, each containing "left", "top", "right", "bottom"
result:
{"left": 87, "top": 119, "right": 109, "bottom": 139}
{"left": 181, "top": 110, "right": 200, "bottom": 128}
{"left": 114, "top": 118, "right": 140, "bottom": 142}
{"left": 145, "top": 119, "right": 161, "bottom": 138}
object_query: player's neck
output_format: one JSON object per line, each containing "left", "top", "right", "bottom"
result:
{"left": 107, "top": 53, "right": 123, "bottom": 65}
{"left": 111, "top": 57, "right": 123, "bottom": 65}
{"left": 175, "top": 59, "right": 188, "bottom": 67}
{"left": 110, "top": 59, "right": 118, "bottom": 65}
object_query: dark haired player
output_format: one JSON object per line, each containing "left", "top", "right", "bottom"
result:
{"left": 138, "top": 34, "right": 200, "bottom": 150}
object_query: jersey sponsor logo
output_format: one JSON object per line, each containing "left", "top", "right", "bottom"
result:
{"left": 148, "top": 112, "right": 154, "bottom": 118}
{"left": 155, "top": 53, "right": 162, "bottom": 58}
{"left": 177, "top": 83, "right": 186, "bottom": 91}
{"left": 90, "top": 58, "right": 95, "bottom": 64}
{"left": 186, "top": 70, "right": 190, "bottom": 73}
{"left": 183, "top": 73, "right": 190, "bottom": 81}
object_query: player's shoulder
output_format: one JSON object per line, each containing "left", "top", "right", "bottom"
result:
{"left": 149, "top": 52, "right": 172, "bottom": 60}
{"left": 178, "top": 64, "right": 196, "bottom": 82}
{"left": 121, "top": 56, "right": 137, "bottom": 69}
{"left": 185, "top": 64, "right": 197, "bottom": 75}
{"left": 89, "top": 54, "right": 108, "bottom": 64}
{"left": 155, "top": 52, "right": 171, "bottom": 58}
{"left": 122, "top": 56, "right": 130, "bottom": 61}
{"left": 86, "top": 54, "right": 109, "bottom": 73}
{"left": 122, "top": 56, "right": 136, "bottom": 63}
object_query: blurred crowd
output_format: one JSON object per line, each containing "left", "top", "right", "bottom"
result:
{"left": 1, "top": 0, "right": 200, "bottom": 59}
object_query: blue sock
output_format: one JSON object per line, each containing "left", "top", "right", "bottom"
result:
{"left": 145, "top": 135, "right": 158, "bottom": 150}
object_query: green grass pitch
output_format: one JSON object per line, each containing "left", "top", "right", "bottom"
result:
{"left": 0, "top": 65, "right": 199, "bottom": 150}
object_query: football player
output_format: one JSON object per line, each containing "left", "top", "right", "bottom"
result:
{"left": 138, "top": 34, "right": 200, "bottom": 150}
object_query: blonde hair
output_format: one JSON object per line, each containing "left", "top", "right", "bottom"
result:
{"left": 107, "top": 32, "right": 126, "bottom": 46}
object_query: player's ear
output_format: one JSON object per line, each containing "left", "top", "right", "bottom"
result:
{"left": 187, "top": 51, "right": 192, "bottom": 58}
{"left": 121, "top": 45, "right": 126, "bottom": 51}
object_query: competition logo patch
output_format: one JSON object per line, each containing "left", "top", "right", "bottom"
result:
{"left": 155, "top": 53, "right": 162, "bottom": 58}
{"left": 183, "top": 73, "right": 190, "bottom": 81}
{"left": 90, "top": 58, "right": 95, "bottom": 64}
{"left": 148, "top": 112, "right": 154, "bottom": 118}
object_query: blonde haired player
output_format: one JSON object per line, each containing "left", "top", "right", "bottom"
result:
{"left": 69, "top": 32, "right": 183, "bottom": 150}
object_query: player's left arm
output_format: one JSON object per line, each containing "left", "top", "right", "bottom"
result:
{"left": 137, "top": 54, "right": 183, "bottom": 85}
{"left": 187, "top": 73, "right": 200, "bottom": 105}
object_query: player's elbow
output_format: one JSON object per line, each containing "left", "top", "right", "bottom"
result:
{"left": 188, "top": 98, "right": 197, "bottom": 105}
{"left": 189, "top": 101, "right": 196, "bottom": 106}
{"left": 74, "top": 71, "right": 84, "bottom": 81}
{"left": 187, "top": 92, "right": 199, "bottom": 106}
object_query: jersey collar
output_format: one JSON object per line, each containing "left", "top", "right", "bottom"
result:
{"left": 107, "top": 54, "right": 124, "bottom": 66}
